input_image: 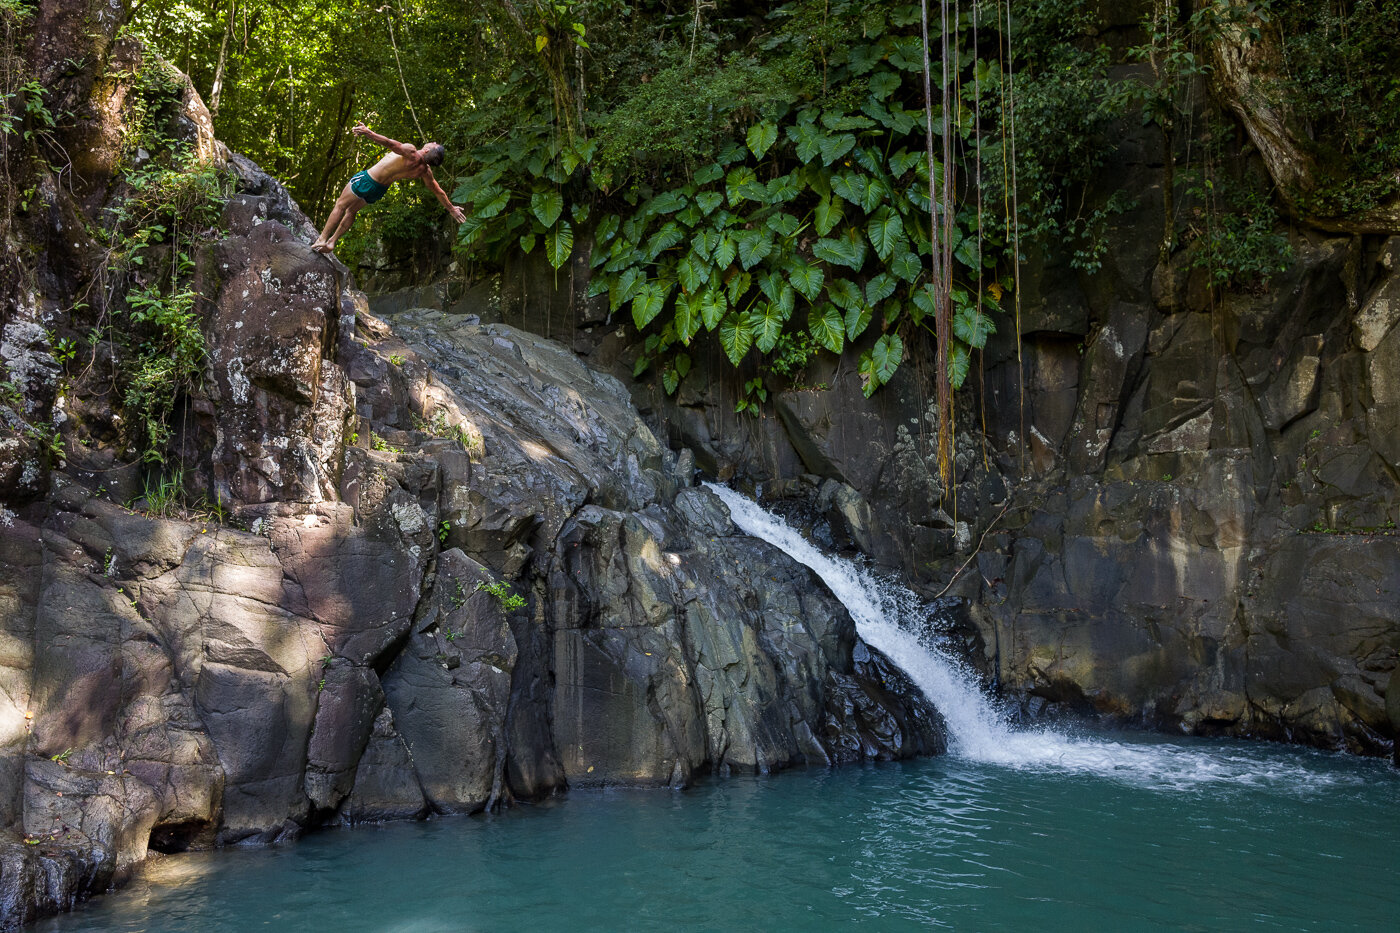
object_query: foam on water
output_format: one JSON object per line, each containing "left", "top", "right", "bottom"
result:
{"left": 705, "top": 483, "right": 1353, "bottom": 792}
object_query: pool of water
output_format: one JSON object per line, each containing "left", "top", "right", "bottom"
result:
{"left": 41, "top": 733, "right": 1399, "bottom": 933}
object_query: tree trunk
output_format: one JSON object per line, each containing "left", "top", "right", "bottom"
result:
{"left": 1205, "top": 0, "right": 1400, "bottom": 234}
{"left": 208, "top": 0, "right": 234, "bottom": 119}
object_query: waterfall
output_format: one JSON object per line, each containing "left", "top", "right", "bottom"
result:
{"left": 705, "top": 483, "right": 1348, "bottom": 789}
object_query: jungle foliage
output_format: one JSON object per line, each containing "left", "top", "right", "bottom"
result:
{"left": 120, "top": 0, "right": 1400, "bottom": 401}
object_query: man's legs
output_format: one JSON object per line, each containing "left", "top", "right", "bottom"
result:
{"left": 313, "top": 184, "right": 363, "bottom": 253}
{"left": 324, "top": 201, "right": 364, "bottom": 251}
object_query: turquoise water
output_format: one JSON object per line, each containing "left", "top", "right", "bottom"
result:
{"left": 40, "top": 735, "right": 1400, "bottom": 932}
{"left": 45, "top": 489, "right": 1400, "bottom": 931}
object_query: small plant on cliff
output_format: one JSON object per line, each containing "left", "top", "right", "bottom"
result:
{"left": 89, "top": 62, "right": 228, "bottom": 466}
{"left": 475, "top": 579, "right": 526, "bottom": 612}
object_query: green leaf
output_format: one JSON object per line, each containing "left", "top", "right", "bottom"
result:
{"left": 844, "top": 305, "right": 873, "bottom": 341}
{"left": 662, "top": 366, "right": 680, "bottom": 395}
{"left": 889, "top": 149, "right": 923, "bottom": 177}
{"left": 519, "top": 232, "right": 537, "bottom": 254}
{"left": 747, "top": 121, "right": 779, "bottom": 159}
{"left": 632, "top": 282, "right": 668, "bottom": 329}
{"left": 821, "top": 113, "right": 876, "bottom": 132}
{"left": 595, "top": 214, "right": 621, "bottom": 245}
{"left": 819, "top": 133, "right": 857, "bottom": 166}
{"left": 474, "top": 187, "right": 511, "bottom": 219}
{"left": 910, "top": 283, "right": 937, "bottom": 324}
{"left": 531, "top": 190, "right": 564, "bottom": 228}
{"left": 713, "top": 234, "right": 738, "bottom": 268}
{"left": 675, "top": 352, "right": 692, "bottom": 379}
{"left": 696, "top": 191, "right": 725, "bottom": 216}
{"left": 736, "top": 229, "right": 774, "bottom": 269}
{"left": 645, "top": 191, "right": 687, "bottom": 215}
{"left": 814, "top": 197, "right": 844, "bottom": 237}
{"left": 846, "top": 44, "right": 881, "bottom": 75}
{"left": 954, "top": 232, "right": 982, "bottom": 271}
{"left": 754, "top": 303, "right": 785, "bottom": 353}
{"left": 788, "top": 122, "right": 823, "bottom": 164}
{"left": 546, "top": 220, "right": 573, "bottom": 269}
{"left": 758, "top": 270, "right": 785, "bottom": 304}
{"left": 677, "top": 255, "right": 711, "bottom": 293}
{"left": 865, "top": 272, "right": 897, "bottom": 306}
{"left": 726, "top": 270, "right": 752, "bottom": 305}
{"left": 786, "top": 259, "right": 824, "bottom": 300}
{"left": 727, "top": 166, "right": 760, "bottom": 206}
{"left": 887, "top": 36, "right": 925, "bottom": 72}
{"left": 767, "top": 213, "right": 801, "bottom": 237}
{"left": 869, "top": 71, "right": 901, "bottom": 100}
{"left": 609, "top": 267, "right": 642, "bottom": 313}
{"left": 891, "top": 250, "right": 922, "bottom": 282}
{"left": 859, "top": 333, "right": 905, "bottom": 397}
{"left": 812, "top": 230, "right": 868, "bottom": 270}
{"left": 692, "top": 230, "right": 718, "bottom": 261}
{"left": 826, "top": 277, "right": 862, "bottom": 311}
{"left": 808, "top": 304, "right": 845, "bottom": 353}
{"left": 953, "top": 305, "right": 996, "bottom": 349}
{"left": 674, "top": 295, "right": 699, "bottom": 345}
{"left": 719, "top": 312, "right": 755, "bottom": 365}
{"left": 694, "top": 163, "right": 725, "bottom": 185}
{"left": 830, "top": 173, "right": 867, "bottom": 206}
{"left": 645, "top": 222, "right": 684, "bottom": 259}
{"left": 701, "top": 288, "right": 727, "bottom": 330}
{"left": 867, "top": 207, "right": 901, "bottom": 260}
{"left": 948, "top": 342, "right": 971, "bottom": 389}
{"left": 862, "top": 176, "right": 888, "bottom": 213}
{"left": 765, "top": 173, "right": 803, "bottom": 203}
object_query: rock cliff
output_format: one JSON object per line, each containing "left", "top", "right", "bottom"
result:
{"left": 0, "top": 7, "right": 941, "bottom": 926}
{"left": 379, "top": 50, "right": 1400, "bottom": 763}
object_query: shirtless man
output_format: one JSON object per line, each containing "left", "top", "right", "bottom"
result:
{"left": 311, "top": 121, "right": 467, "bottom": 254}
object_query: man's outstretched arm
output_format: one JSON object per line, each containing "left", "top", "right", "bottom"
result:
{"left": 352, "top": 121, "right": 415, "bottom": 157}
{"left": 422, "top": 172, "right": 468, "bottom": 223}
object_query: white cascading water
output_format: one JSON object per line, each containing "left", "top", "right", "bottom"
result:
{"left": 705, "top": 483, "right": 1347, "bottom": 790}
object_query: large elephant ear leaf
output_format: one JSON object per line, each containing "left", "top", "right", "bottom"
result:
{"left": 546, "top": 220, "right": 573, "bottom": 269}
{"left": 532, "top": 190, "right": 564, "bottom": 228}
{"left": 859, "top": 333, "right": 904, "bottom": 397}
{"left": 807, "top": 303, "right": 845, "bottom": 353}
{"left": 747, "top": 121, "right": 779, "bottom": 159}
{"left": 719, "top": 311, "right": 755, "bottom": 365}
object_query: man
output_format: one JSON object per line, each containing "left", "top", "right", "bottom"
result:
{"left": 311, "top": 121, "right": 467, "bottom": 254}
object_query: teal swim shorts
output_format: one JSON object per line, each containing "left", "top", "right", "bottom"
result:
{"left": 350, "top": 169, "right": 390, "bottom": 204}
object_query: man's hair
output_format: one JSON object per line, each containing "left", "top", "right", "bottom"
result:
{"left": 422, "top": 143, "right": 446, "bottom": 167}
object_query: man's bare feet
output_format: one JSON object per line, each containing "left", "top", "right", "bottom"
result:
{"left": 311, "top": 242, "right": 333, "bottom": 254}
